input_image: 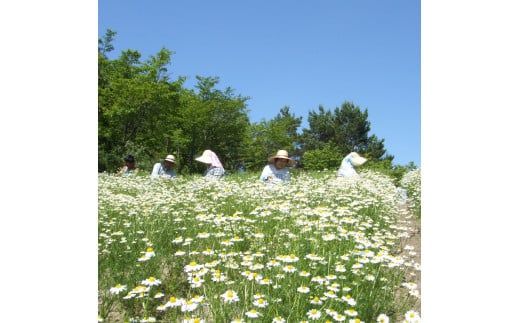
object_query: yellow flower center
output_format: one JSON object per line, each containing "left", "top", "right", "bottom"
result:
{"left": 146, "top": 247, "right": 153, "bottom": 252}
{"left": 169, "top": 296, "right": 177, "bottom": 303}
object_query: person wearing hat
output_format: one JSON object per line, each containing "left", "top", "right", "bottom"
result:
{"left": 337, "top": 152, "right": 367, "bottom": 178}
{"left": 195, "top": 150, "right": 225, "bottom": 179}
{"left": 260, "top": 150, "right": 295, "bottom": 183}
{"left": 118, "top": 154, "right": 139, "bottom": 176}
{"left": 150, "top": 154, "right": 177, "bottom": 179}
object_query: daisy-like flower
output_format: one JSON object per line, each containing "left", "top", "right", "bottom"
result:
{"left": 230, "top": 318, "right": 244, "bottom": 323}
{"left": 297, "top": 286, "right": 310, "bottom": 293}
{"left": 310, "top": 296, "right": 323, "bottom": 305}
{"left": 153, "top": 292, "right": 164, "bottom": 299}
{"left": 220, "top": 290, "right": 239, "bottom": 303}
{"left": 348, "top": 319, "right": 364, "bottom": 323}
{"left": 141, "top": 277, "right": 161, "bottom": 286}
{"left": 188, "top": 275, "right": 204, "bottom": 288}
{"left": 191, "top": 295, "right": 204, "bottom": 303}
{"left": 299, "top": 271, "right": 311, "bottom": 277}
{"left": 272, "top": 316, "right": 286, "bottom": 323}
{"left": 245, "top": 309, "right": 262, "bottom": 318}
{"left": 345, "top": 309, "right": 358, "bottom": 317}
{"left": 145, "top": 247, "right": 155, "bottom": 257}
{"left": 252, "top": 298, "right": 268, "bottom": 308}
{"left": 109, "top": 284, "right": 127, "bottom": 295}
{"left": 182, "top": 318, "right": 205, "bottom": 323}
{"left": 258, "top": 277, "right": 272, "bottom": 285}
{"left": 185, "top": 261, "right": 203, "bottom": 272}
{"left": 341, "top": 295, "right": 357, "bottom": 306}
{"left": 376, "top": 314, "right": 389, "bottom": 323}
{"left": 335, "top": 264, "right": 347, "bottom": 272}
{"left": 333, "top": 314, "right": 346, "bottom": 322}
{"left": 404, "top": 310, "right": 420, "bottom": 322}
{"left": 181, "top": 299, "right": 199, "bottom": 312}
{"left": 175, "top": 251, "right": 186, "bottom": 256}
{"left": 166, "top": 296, "right": 183, "bottom": 307}
{"left": 282, "top": 265, "right": 297, "bottom": 273}
{"left": 307, "top": 309, "right": 322, "bottom": 320}
{"left": 324, "top": 290, "right": 337, "bottom": 298}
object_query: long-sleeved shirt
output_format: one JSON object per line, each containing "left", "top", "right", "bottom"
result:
{"left": 204, "top": 166, "right": 225, "bottom": 179}
{"left": 150, "top": 163, "right": 176, "bottom": 179}
{"left": 259, "top": 164, "right": 290, "bottom": 183}
{"left": 337, "top": 156, "right": 358, "bottom": 178}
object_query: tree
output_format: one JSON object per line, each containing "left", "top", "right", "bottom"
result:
{"left": 301, "top": 101, "right": 391, "bottom": 162}
{"left": 243, "top": 107, "right": 302, "bottom": 170}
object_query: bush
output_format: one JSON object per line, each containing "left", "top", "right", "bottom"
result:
{"left": 301, "top": 143, "right": 343, "bottom": 170}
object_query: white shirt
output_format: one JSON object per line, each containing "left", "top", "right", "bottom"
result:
{"left": 337, "top": 156, "right": 358, "bottom": 178}
{"left": 260, "top": 164, "right": 290, "bottom": 183}
{"left": 150, "top": 163, "right": 176, "bottom": 179}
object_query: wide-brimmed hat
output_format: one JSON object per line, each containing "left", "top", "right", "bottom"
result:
{"left": 195, "top": 150, "right": 223, "bottom": 168}
{"left": 268, "top": 150, "right": 296, "bottom": 166}
{"left": 164, "top": 154, "right": 176, "bottom": 164}
{"left": 348, "top": 152, "right": 367, "bottom": 166}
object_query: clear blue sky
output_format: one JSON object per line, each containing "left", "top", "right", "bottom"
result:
{"left": 99, "top": 0, "right": 420, "bottom": 165}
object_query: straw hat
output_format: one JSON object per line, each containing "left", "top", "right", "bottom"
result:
{"left": 164, "top": 154, "right": 176, "bottom": 164}
{"left": 195, "top": 150, "right": 214, "bottom": 164}
{"left": 268, "top": 150, "right": 296, "bottom": 166}
{"left": 348, "top": 152, "right": 367, "bottom": 166}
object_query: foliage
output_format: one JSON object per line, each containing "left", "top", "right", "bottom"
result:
{"left": 301, "top": 143, "right": 343, "bottom": 170}
{"left": 301, "top": 102, "right": 392, "bottom": 161}
{"left": 401, "top": 169, "right": 421, "bottom": 218}
{"left": 243, "top": 106, "right": 302, "bottom": 170}
{"left": 98, "top": 171, "right": 420, "bottom": 322}
{"left": 98, "top": 31, "right": 250, "bottom": 173}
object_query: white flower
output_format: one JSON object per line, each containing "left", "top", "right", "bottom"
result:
{"left": 252, "top": 298, "right": 268, "bottom": 308}
{"left": 109, "top": 284, "right": 127, "bottom": 295}
{"left": 166, "top": 296, "right": 183, "bottom": 307}
{"left": 181, "top": 299, "right": 198, "bottom": 312}
{"left": 220, "top": 290, "right": 239, "bottom": 303}
{"left": 307, "top": 309, "right": 321, "bottom": 320}
{"left": 141, "top": 277, "right": 161, "bottom": 286}
{"left": 376, "top": 314, "right": 390, "bottom": 323}
{"left": 404, "top": 310, "right": 420, "bottom": 322}
{"left": 245, "top": 309, "right": 262, "bottom": 318}
{"left": 345, "top": 309, "right": 358, "bottom": 317}
{"left": 272, "top": 316, "right": 286, "bottom": 323}
{"left": 297, "top": 286, "right": 310, "bottom": 293}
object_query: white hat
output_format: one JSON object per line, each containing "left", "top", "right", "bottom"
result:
{"left": 348, "top": 152, "right": 367, "bottom": 166}
{"left": 268, "top": 150, "right": 296, "bottom": 166}
{"left": 195, "top": 150, "right": 213, "bottom": 164}
{"left": 164, "top": 154, "right": 176, "bottom": 163}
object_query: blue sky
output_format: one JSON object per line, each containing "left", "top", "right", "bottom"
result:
{"left": 99, "top": 0, "right": 420, "bottom": 165}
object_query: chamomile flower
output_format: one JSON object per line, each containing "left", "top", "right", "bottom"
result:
{"left": 245, "top": 309, "right": 262, "bottom": 318}
{"left": 252, "top": 298, "right": 268, "bottom": 308}
{"left": 297, "top": 286, "right": 310, "bottom": 293}
{"left": 307, "top": 309, "right": 322, "bottom": 320}
{"left": 220, "top": 290, "right": 239, "bottom": 303}
{"left": 272, "top": 316, "right": 286, "bottom": 323}
{"left": 345, "top": 309, "right": 358, "bottom": 317}
{"left": 181, "top": 299, "right": 198, "bottom": 312}
{"left": 141, "top": 277, "right": 161, "bottom": 286}
{"left": 376, "top": 314, "right": 389, "bottom": 323}
{"left": 109, "top": 284, "right": 127, "bottom": 295}
{"left": 404, "top": 310, "right": 420, "bottom": 322}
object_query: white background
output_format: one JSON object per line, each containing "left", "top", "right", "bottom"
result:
{"left": 0, "top": 0, "right": 519, "bottom": 322}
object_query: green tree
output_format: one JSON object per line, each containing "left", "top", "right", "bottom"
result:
{"left": 301, "top": 101, "right": 392, "bottom": 161}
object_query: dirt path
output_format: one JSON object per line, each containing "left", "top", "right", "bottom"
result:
{"left": 396, "top": 202, "right": 421, "bottom": 313}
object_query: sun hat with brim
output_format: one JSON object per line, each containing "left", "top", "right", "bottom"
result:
{"left": 164, "top": 154, "right": 176, "bottom": 164}
{"left": 268, "top": 150, "right": 296, "bottom": 166}
{"left": 349, "top": 152, "right": 367, "bottom": 166}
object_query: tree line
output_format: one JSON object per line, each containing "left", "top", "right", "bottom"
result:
{"left": 99, "top": 30, "right": 414, "bottom": 178}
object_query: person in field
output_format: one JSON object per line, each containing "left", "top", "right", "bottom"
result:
{"left": 195, "top": 149, "right": 225, "bottom": 179}
{"left": 118, "top": 154, "right": 139, "bottom": 176}
{"left": 260, "top": 150, "right": 295, "bottom": 183}
{"left": 337, "top": 152, "right": 367, "bottom": 178}
{"left": 150, "top": 154, "right": 177, "bottom": 179}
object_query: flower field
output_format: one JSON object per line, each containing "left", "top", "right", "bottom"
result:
{"left": 98, "top": 171, "right": 421, "bottom": 322}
